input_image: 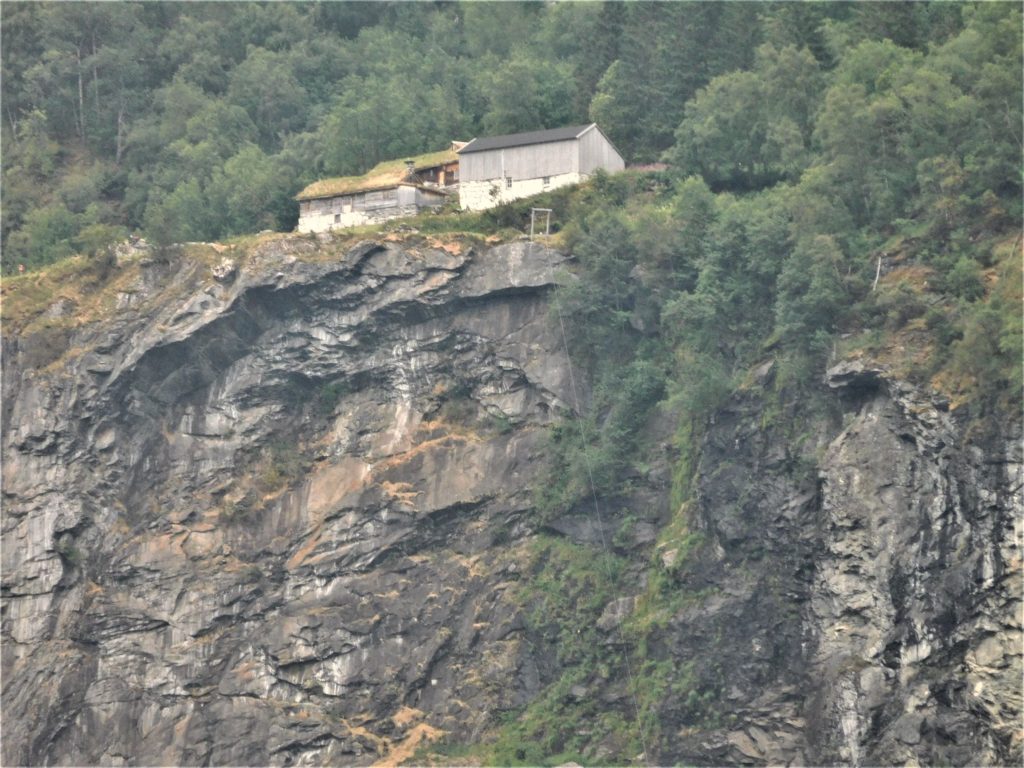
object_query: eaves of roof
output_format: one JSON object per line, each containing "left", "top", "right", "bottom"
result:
{"left": 457, "top": 124, "right": 596, "bottom": 155}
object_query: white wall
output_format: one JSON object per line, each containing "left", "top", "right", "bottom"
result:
{"left": 297, "top": 208, "right": 375, "bottom": 232}
{"left": 457, "top": 129, "right": 624, "bottom": 211}
{"left": 297, "top": 187, "right": 447, "bottom": 232}
{"left": 459, "top": 171, "right": 582, "bottom": 211}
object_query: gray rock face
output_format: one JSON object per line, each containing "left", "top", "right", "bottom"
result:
{"left": 2, "top": 237, "right": 569, "bottom": 766}
{"left": 659, "top": 363, "right": 1021, "bottom": 766}
{"left": 2, "top": 235, "right": 1020, "bottom": 766}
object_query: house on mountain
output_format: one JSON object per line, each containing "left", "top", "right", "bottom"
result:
{"left": 296, "top": 146, "right": 461, "bottom": 232}
{"left": 456, "top": 123, "right": 624, "bottom": 211}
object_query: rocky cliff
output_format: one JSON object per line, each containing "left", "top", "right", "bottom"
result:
{"left": 2, "top": 235, "right": 1020, "bottom": 766}
{"left": 660, "top": 360, "right": 1021, "bottom": 766}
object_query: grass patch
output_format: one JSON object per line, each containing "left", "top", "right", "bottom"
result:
{"left": 475, "top": 535, "right": 639, "bottom": 766}
{"left": 2, "top": 253, "right": 124, "bottom": 333}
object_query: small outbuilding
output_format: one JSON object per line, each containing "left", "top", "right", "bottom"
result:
{"left": 296, "top": 147, "right": 460, "bottom": 233}
{"left": 456, "top": 123, "right": 624, "bottom": 211}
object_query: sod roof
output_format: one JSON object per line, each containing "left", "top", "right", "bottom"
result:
{"left": 296, "top": 148, "right": 459, "bottom": 201}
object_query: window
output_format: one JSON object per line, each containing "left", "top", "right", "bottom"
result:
{"left": 506, "top": 176, "right": 513, "bottom": 188}
{"left": 542, "top": 176, "right": 550, "bottom": 187}
{"left": 334, "top": 214, "right": 341, "bottom": 223}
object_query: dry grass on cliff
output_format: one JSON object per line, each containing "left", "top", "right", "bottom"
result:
{"left": 1, "top": 254, "right": 135, "bottom": 335}
{"left": 1, "top": 256, "right": 148, "bottom": 373}
{"left": 836, "top": 233, "right": 1021, "bottom": 411}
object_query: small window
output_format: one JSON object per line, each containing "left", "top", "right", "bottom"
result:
{"left": 542, "top": 176, "right": 550, "bottom": 186}
{"left": 334, "top": 214, "right": 341, "bottom": 223}
{"left": 506, "top": 176, "right": 513, "bottom": 188}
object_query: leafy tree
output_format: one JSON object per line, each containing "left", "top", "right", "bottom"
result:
{"left": 662, "top": 191, "right": 789, "bottom": 365}
{"left": 667, "top": 44, "right": 821, "bottom": 190}
{"left": 207, "top": 144, "right": 296, "bottom": 234}
{"left": 9, "top": 106, "right": 59, "bottom": 171}
{"left": 156, "top": 15, "right": 229, "bottom": 92}
{"left": 571, "top": 2, "right": 624, "bottom": 116}
{"left": 226, "top": 46, "right": 309, "bottom": 149}
{"left": 144, "top": 178, "right": 212, "bottom": 245}
{"left": 669, "top": 71, "right": 767, "bottom": 188}
{"left": 4, "top": 203, "right": 79, "bottom": 270}
{"left": 591, "top": 2, "right": 759, "bottom": 162}
{"left": 1, "top": 3, "right": 45, "bottom": 138}
{"left": 775, "top": 235, "right": 848, "bottom": 357}
{"left": 628, "top": 175, "right": 714, "bottom": 294}
{"left": 461, "top": 2, "right": 540, "bottom": 58}
{"left": 481, "top": 56, "right": 577, "bottom": 135}
{"left": 554, "top": 211, "right": 638, "bottom": 369}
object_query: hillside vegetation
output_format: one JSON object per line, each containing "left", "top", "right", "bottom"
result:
{"left": 4, "top": 0, "right": 1019, "bottom": 507}
{"left": 2, "top": 3, "right": 1016, "bottom": 266}
{"left": 2, "top": 4, "right": 1021, "bottom": 765}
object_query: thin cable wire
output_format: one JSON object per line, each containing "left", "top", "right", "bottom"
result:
{"left": 533, "top": 221, "right": 653, "bottom": 767}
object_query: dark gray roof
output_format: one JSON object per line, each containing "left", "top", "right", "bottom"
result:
{"left": 457, "top": 124, "right": 595, "bottom": 154}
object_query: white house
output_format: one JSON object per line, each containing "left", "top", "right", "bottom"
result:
{"left": 296, "top": 147, "right": 460, "bottom": 233}
{"left": 456, "top": 123, "right": 625, "bottom": 211}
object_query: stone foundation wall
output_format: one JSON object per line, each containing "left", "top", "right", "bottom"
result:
{"left": 459, "top": 172, "right": 583, "bottom": 211}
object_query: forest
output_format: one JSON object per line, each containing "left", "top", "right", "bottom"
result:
{"left": 2, "top": 0, "right": 1020, "bottom": 460}
{"left": 1, "top": 2, "right": 1016, "bottom": 264}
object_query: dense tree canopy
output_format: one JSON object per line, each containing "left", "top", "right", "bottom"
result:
{"left": 1, "top": 1, "right": 1019, "bottom": 277}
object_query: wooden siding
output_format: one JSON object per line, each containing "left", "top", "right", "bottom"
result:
{"left": 459, "top": 129, "right": 623, "bottom": 185}
{"left": 297, "top": 185, "right": 448, "bottom": 232}
{"left": 577, "top": 125, "right": 625, "bottom": 175}
{"left": 459, "top": 139, "right": 579, "bottom": 183}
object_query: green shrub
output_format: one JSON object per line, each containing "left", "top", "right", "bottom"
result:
{"left": 316, "top": 379, "right": 352, "bottom": 415}
{"left": 943, "top": 256, "right": 985, "bottom": 300}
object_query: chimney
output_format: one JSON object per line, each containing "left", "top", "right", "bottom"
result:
{"left": 404, "top": 160, "right": 416, "bottom": 179}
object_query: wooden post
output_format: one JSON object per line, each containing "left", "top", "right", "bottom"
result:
{"left": 531, "top": 208, "right": 552, "bottom": 240}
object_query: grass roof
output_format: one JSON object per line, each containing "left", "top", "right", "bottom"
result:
{"left": 296, "top": 148, "right": 459, "bottom": 201}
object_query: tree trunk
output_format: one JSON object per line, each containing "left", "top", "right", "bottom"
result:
{"left": 92, "top": 32, "right": 101, "bottom": 124}
{"left": 115, "top": 105, "right": 125, "bottom": 165}
{"left": 76, "top": 45, "right": 86, "bottom": 142}
{"left": 6, "top": 105, "right": 18, "bottom": 142}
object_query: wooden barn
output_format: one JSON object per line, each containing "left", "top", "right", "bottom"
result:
{"left": 296, "top": 147, "right": 460, "bottom": 233}
{"left": 456, "top": 123, "right": 624, "bottom": 211}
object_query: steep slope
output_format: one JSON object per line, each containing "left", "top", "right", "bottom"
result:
{"left": 2, "top": 235, "right": 573, "bottom": 765}
{"left": 656, "top": 361, "right": 1021, "bottom": 766}
{"left": 2, "top": 235, "right": 1020, "bottom": 766}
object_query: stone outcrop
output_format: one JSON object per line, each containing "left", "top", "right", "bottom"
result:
{"left": 2, "top": 235, "right": 1020, "bottom": 766}
{"left": 659, "top": 361, "right": 1021, "bottom": 766}
{"left": 2, "top": 236, "right": 571, "bottom": 766}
